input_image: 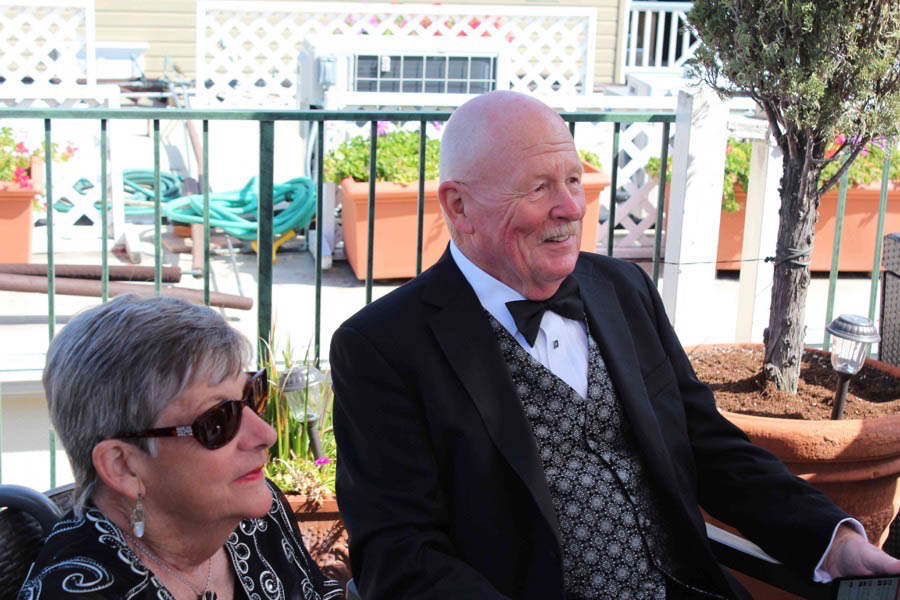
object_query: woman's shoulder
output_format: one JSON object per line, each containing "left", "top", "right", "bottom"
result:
{"left": 225, "top": 480, "right": 343, "bottom": 599}
{"left": 18, "top": 508, "right": 157, "bottom": 599}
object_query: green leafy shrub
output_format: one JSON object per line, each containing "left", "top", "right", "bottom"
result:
{"left": 324, "top": 127, "right": 441, "bottom": 184}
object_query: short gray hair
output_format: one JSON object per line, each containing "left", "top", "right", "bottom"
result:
{"left": 43, "top": 295, "right": 252, "bottom": 515}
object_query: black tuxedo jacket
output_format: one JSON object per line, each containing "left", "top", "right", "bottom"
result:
{"left": 330, "top": 250, "right": 848, "bottom": 599}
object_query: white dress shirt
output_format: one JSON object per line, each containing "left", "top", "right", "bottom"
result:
{"left": 449, "top": 240, "right": 864, "bottom": 582}
{"left": 450, "top": 241, "right": 590, "bottom": 399}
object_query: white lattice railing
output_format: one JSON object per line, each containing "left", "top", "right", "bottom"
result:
{"left": 623, "top": 1, "right": 698, "bottom": 75}
{"left": 0, "top": 0, "right": 96, "bottom": 89}
{"left": 196, "top": 1, "right": 596, "bottom": 108}
{"left": 574, "top": 118, "right": 676, "bottom": 258}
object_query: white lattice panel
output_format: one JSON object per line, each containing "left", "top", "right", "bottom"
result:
{"left": 575, "top": 119, "right": 675, "bottom": 257}
{"left": 0, "top": 1, "right": 95, "bottom": 89}
{"left": 197, "top": 1, "right": 596, "bottom": 107}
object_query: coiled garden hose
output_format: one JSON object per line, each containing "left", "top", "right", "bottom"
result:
{"left": 121, "top": 169, "right": 184, "bottom": 215}
{"left": 162, "top": 176, "right": 317, "bottom": 240}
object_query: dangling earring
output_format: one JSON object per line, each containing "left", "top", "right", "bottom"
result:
{"left": 130, "top": 493, "right": 145, "bottom": 538}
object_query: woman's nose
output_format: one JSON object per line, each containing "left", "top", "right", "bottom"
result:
{"left": 241, "top": 406, "right": 277, "bottom": 449}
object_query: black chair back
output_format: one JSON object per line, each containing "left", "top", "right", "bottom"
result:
{"left": 0, "top": 484, "right": 73, "bottom": 599}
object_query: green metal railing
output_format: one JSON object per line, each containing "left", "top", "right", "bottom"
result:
{"left": 0, "top": 107, "right": 676, "bottom": 485}
{"left": 1, "top": 106, "right": 896, "bottom": 486}
{"left": 823, "top": 146, "right": 894, "bottom": 351}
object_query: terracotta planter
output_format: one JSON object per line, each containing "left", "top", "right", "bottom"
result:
{"left": 691, "top": 344, "right": 900, "bottom": 598}
{"left": 718, "top": 183, "right": 900, "bottom": 272}
{"left": 688, "top": 343, "right": 900, "bottom": 546}
{"left": 0, "top": 180, "right": 39, "bottom": 263}
{"left": 338, "top": 161, "right": 610, "bottom": 280}
{"left": 286, "top": 494, "right": 351, "bottom": 588}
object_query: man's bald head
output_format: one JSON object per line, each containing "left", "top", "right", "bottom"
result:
{"left": 440, "top": 91, "right": 569, "bottom": 184}
{"left": 436, "top": 91, "right": 585, "bottom": 300}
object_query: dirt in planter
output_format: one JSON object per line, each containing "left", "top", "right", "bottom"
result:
{"left": 687, "top": 346, "right": 900, "bottom": 419}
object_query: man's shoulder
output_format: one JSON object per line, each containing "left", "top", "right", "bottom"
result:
{"left": 338, "top": 265, "right": 443, "bottom": 333}
{"left": 575, "top": 252, "right": 648, "bottom": 286}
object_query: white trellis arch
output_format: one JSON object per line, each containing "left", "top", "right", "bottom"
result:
{"left": 196, "top": 1, "right": 597, "bottom": 108}
{"left": 0, "top": 0, "right": 96, "bottom": 89}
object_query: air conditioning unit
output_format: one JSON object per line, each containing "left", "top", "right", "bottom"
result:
{"left": 297, "top": 35, "right": 509, "bottom": 269}
{"left": 297, "top": 35, "right": 510, "bottom": 111}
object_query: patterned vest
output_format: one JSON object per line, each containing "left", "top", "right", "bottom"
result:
{"left": 489, "top": 314, "right": 687, "bottom": 599}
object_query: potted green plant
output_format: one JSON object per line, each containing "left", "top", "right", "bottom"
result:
{"left": 259, "top": 338, "right": 348, "bottom": 587}
{"left": 718, "top": 138, "right": 900, "bottom": 271}
{"left": 324, "top": 126, "right": 446, "bottom": 280}
{"left": 0, "top": 127, "right": 75, "bottom": 263}
{"left": 325, "top": 124, "right": 610, "bottom": 280}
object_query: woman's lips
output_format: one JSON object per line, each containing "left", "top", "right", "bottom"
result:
{"left": 235, "top": 467, "right": 263, "bottom": 482}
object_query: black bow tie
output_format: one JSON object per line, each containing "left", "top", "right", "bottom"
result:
{"left": 505, "top": 276, "right": 584, "bottom": 347}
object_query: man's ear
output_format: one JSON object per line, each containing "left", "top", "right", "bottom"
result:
{"left": 92, "top": 440, "right": 146, "bottom": 501}
{"left": 438, "top": 181, "right": 474, "bottom": 235}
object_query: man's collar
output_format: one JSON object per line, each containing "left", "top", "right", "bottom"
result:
{"left": 449, "top": 241, "right": 523, "bottom": 338}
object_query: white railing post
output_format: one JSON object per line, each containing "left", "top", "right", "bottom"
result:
{"left": 662, "top": 87, "right": 728, "bottom": 341}
{"left": 623, "top": 1, "right": 696, "bottom": 75}
{"left": 735, "top": 132, "right": 782, "bottom": 342}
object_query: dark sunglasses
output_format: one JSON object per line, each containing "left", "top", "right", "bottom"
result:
{"left": 113, "top": 369, "right": 268, "bottom": 450}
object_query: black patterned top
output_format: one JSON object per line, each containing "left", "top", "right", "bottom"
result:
{"left": 17, "top": 480, "right": 343, "bottom": 600}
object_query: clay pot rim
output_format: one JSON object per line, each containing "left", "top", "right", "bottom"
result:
{"left": 285, "top": 493, "right": 340, "bottom": 514}
{"left": 687, "top": 342, "right": 900, "bottom": 460}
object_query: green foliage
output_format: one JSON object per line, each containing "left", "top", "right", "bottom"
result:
{"left": 689, "top": 0, "right": 900, "bottom": 154}
{"left": 647, "top": 137, "right": 897, "bottom": 214}
{"left": 822, "top": 141, "right": 900, "bottom": 187}
{"left": 0, "top": 126, "right": 75, "bottom": 184}
{"left": 578, "top": 149, "right": 602, "bottom": 169}
{"left": 0, "top": 127, "right": 32, "bottom": 182}
{"left": 259, "top": 337, "right": 337, "bottom": 500}
{"left": 323, "top": 127, "right": 441, "bottom": 184}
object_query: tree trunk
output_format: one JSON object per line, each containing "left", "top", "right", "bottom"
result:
{"left": 763, "top": 156, "right": 822, "bottom": 393}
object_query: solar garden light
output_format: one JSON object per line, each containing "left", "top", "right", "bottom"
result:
{"left": 280, "top": 364, "right": 326, "bottom": 460}
{"left": 825, "top": 314, "right": 880, "bottom": 420}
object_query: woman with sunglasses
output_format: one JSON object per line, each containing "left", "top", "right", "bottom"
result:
{"left": 19, "top": 295, "right": 344, "bottom": 600}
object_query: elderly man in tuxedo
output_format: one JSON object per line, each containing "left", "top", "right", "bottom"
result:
{"left": 330, "top": 90, "right": 900, "bottom": 599}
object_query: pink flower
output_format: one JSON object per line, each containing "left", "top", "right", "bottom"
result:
{"left": 376, "top": 121, "right": 391, "bottom": 136}
{"left": 315, "top": 457, "right": 331, "bottom": 466}
{"left": 66, "top": 144, "right": 77, "bottom": 155}
{"left": 15, "top": 142, "right": 28, "bottom": 154}
{"left": 13, "top": 166, "right": 32, "bottom": 189}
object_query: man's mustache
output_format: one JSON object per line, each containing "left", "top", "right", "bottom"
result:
{"left": 540, "top": 222, "right": 580, "bottom": 242}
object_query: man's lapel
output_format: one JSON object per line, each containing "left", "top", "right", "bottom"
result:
{"left": 572, "top": 261, "right": 691, "bottom": 517}
{"left": 423, "top": 251, "right": 562, "bottom": 547}
{"left": 574, "top": 259, "right": 736, "bottom": 593}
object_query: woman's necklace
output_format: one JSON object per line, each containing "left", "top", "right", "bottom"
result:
{"left": 122, "top": 530, "right": 217, "bottom": 600}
